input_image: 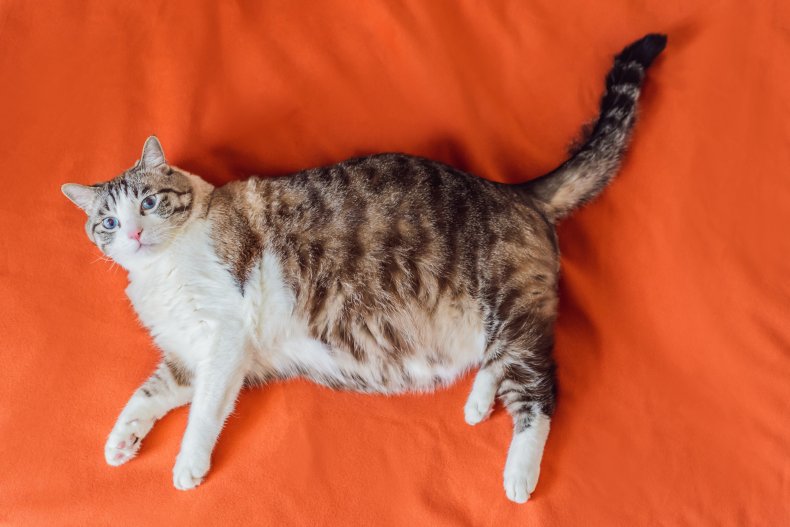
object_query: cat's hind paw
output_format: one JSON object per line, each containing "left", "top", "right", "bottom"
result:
{"left": 503, "top": 451, "right": 541, "bottom": 504}
{"left": 504, "top": 473, "right": 533, "bottom": 504}
{"left": 464, "top": 368, "right": 498, "bottom": 425}
{"left": 464, "top": 395, "right": 494, "bottom": 425}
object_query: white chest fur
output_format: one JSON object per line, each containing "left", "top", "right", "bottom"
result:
{"left": 124, "top": 220, "right": 485, "bottom": 391}
{"left": 126, "top": 221, "right": 245, "bottom": 368}
{"left": 125, "top": 221, "right": 316, "bottom": 377}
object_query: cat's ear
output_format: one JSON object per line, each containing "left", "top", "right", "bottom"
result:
{"left": 140, "top": 135, "right": 166, "bottom": 169}
{"left": 61, "top": 183, "right": 99, "bottom": 213}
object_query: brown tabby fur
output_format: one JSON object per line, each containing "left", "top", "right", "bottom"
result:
{"left": 198, "top": 154, "right": 558, "bottom": 419}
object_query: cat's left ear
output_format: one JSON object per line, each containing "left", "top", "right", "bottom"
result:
{"left": 140, "top": 135, "right": 166, "bottom": 169}
{"left": 61, "top": 183, "right": 99, "bottom": 213}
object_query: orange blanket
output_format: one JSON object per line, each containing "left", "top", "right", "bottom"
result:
{"left": 1, "top": 1, "right": 788, "bottom": 525}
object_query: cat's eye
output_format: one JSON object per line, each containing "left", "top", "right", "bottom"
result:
{"left": 141, "top": 195, "right": 158, "bottom": 211}
{"left": 102, "top": 217, "right": 119, "bottom": 230}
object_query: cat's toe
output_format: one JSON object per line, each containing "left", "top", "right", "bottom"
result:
{"left": 503, "top": 461, "right": 540, "bottom": 504}
{"left": 104, "top": 418, "right": 151, "bottom": 466}
{"left": 104, "top": 433, "right": 140, "bottom": 466}
{"left": 172, "top": 453, "right": 210, "bottom": 491}
{"left": 504, "top": 474, "right": 531, "bottom": 503}
{"left": 464, "top": 397, "right": 494, "bottom": 425}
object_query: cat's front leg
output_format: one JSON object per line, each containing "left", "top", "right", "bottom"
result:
{"left": 105, "top": 359, "right": 193, "bottom": 466}
{"left": 172, "top": 334, "right": 247, "bottom": 491}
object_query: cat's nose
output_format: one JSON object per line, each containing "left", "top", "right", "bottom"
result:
{"left": 129, "top": 229, "right": 143, "bottom": 241}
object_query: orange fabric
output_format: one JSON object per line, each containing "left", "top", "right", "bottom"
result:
{"left": 1, "top": 1, "right": 788, "bottom": 525}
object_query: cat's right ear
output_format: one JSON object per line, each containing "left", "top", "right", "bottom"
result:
{"left": 61, "top": 183, "right": 99, "bottom": 214}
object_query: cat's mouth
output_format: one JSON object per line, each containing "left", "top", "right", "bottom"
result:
{"left": 135, "top": 241, "right": 156, "bottom": 253}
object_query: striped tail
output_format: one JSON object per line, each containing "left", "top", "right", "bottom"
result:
{"left": 524, "top": 33, "right": 667, "bottom": 221}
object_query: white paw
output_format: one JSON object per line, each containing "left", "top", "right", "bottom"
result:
{"left": 502, "top": 413, "right": 550, "bottom": 503}
{"left": 504, "top": 473, "right": 533, "bottom": 503}
{"left": 464, "top": 394, "right": 494, "bottom": 425}
{"left": 105, "top": 417, "right": 154, "bottom": 466}
{"left": 503, "top": 463, "right": 540, "bottom": 504}
{"left": 173, "top": 451, "right": 210, "bottom": 491}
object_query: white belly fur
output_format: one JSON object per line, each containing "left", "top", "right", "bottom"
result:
{"left": 126, "top": 220, "right": 486, "bottom": 393}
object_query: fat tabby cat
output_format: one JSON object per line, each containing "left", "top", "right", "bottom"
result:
{"left": 62, "top": 34, "right": 666, "bottom": 503}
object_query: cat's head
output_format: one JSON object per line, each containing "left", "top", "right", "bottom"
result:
{"left": 62, "top": 136, "right": 196, "bottom": 269}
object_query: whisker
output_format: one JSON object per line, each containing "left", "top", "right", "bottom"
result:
{"left": 90, "top": 254, "right": 113, "bottom": 265}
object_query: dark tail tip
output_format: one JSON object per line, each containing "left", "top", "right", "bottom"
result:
{"left": 617, "top": 33, "right": 667, "bottom": 69}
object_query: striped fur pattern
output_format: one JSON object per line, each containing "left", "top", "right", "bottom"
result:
{"left": 523, "top": 34, "right": 667, "bottom": 220}
{"left": 61, "top": 34, "right": 666, "bottom": 503}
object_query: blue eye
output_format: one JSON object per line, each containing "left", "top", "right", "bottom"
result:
{"left": 102, "top": 217, "right": 119, "bottom": 230}
{"left": 141, "top": 195, "right": 158, "bottom": 211}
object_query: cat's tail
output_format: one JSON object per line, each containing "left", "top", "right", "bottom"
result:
{"left": 522, "top": 33, "right": 667, "bottom": 221}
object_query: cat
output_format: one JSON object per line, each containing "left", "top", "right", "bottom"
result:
{"left": 62, "top": 33, "right": 666, "bottom": 503}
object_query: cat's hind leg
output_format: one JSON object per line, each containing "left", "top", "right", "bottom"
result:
{"left": 464, "top": 365, "right": 501, "bottom": 425}
{"left": 496, "top": 330, "right": 556, "bottom": 503}
{"left": 105, "top": 359, "right": 193, "bottom": 466}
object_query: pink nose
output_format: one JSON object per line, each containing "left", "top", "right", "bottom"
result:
{"left": 129, "top": 229, "right": 142, "bottom": 241}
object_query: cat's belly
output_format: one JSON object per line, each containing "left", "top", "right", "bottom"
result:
{"left": 268, "top": 336, "right": 485, "bottom": 394}
{"left": 260, "top": 297, "right": 488, "bottom": 394}
{"left": 128, "top": 246, "right": 487, "bottom": 394}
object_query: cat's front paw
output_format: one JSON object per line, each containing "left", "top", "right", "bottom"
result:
{"left": 105, "top": 417, "right": 154, "bottom": 466}
{"left": 173, "top": 450, "right": 210, "bottom": 491}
